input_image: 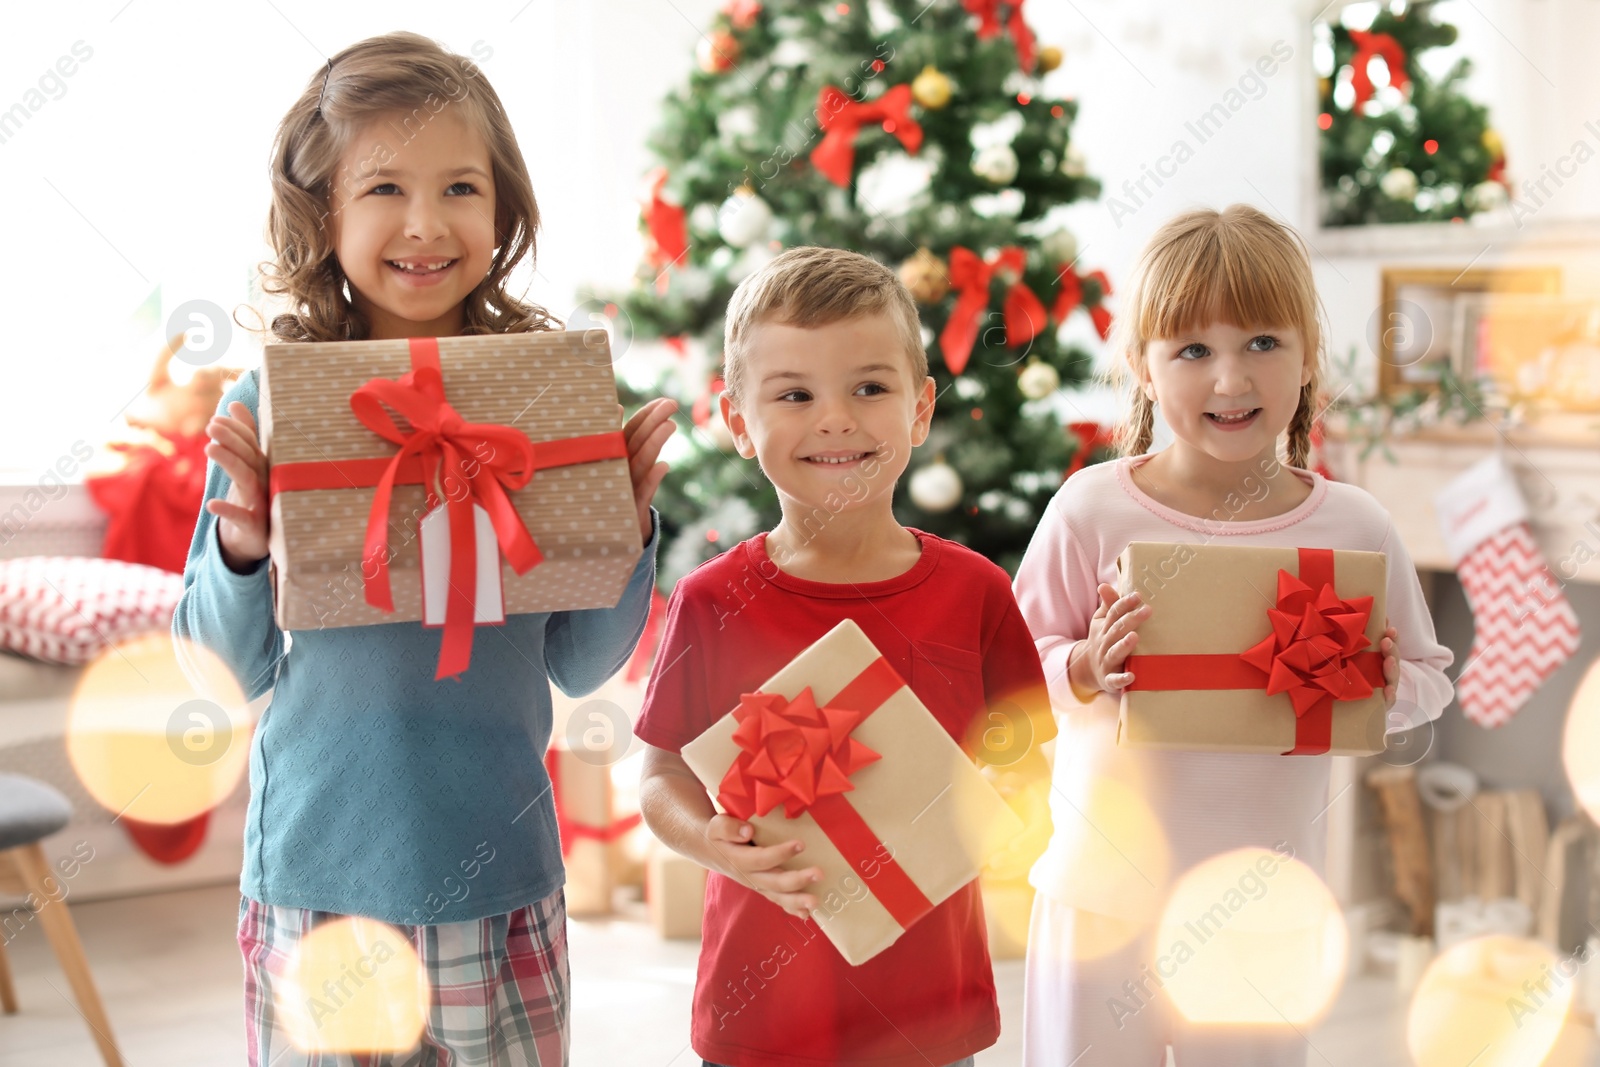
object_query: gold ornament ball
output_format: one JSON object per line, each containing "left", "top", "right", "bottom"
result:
{"left": 697, "top": 30, "right": 741, "bottom": 74}
{"left": 1018, "top": 359, "right": 1060, "bottom": 400}
{"left": 912, "top": 65, "right": 952, "bottom": 110}
{"left": 899, "top": 248, "right": 950, "bottom": 305}
{"left": 1482, "top": 128, "right": 1504, "bottom": 159}
{"left": 1038, "top": 46, "right": 1063, "bottom": 73}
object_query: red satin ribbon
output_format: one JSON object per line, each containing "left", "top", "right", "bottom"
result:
{"left": 1347, "top": 29, "right": 1409, "bottom": 107}
{"left": 1052, "top": 265, "right": 1114, "bottom": 340}
{"left": 545, "top": 748, "right": 643, "bottom": 857}
{"left": 811, "top": 84, "right": 924, "bottom": 188}
{"left": 268, "top": 338, "right": 628, "bottom": 680}
{"left": 644, "top": 167, "right": 688, "bottom": 293}
{"left": 940, "top": 246, "right": 1046, "bottom": 376}
{"left": 716, "top": 656, "right": 935, "bottom": 931}
{"left": 1123, "top": 549, "right": 1384, "bottom": 755}
{"left": 962, "top": 0, "right": 1037, "bottom": 72}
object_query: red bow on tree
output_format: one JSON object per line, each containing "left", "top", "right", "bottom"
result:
{"left": 940, "top": 246, "right": 1047, "bottom": 376}
{"left": 811, "top": 84, "right": 923, "bottom": 188}
{"left": 643, "top": 168, "right": 688, "bottom": 293}
{"left": 1239, "top": 570, "right": 1377, "bottom": 725}
{"left": 1052, "top": 265, "right": 1113, "bottom": 340}
{"left": 716, "top": 688, "right": 883, "bottom": 821}
{"left": 1063, "top": 421, "right": 1114, "bottom": 481}
{"left": 1347, "top": 29, "right": 1409, "bottom": 108}
{"left": 962, "top": 0, "right": 1037, "bottom": 72}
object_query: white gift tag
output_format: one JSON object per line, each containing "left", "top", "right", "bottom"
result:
{"left": 419, "top": 503, "right": 506, "bottom": 625}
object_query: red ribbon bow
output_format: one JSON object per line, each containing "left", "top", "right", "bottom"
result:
{"left": 717, "top": 688, "right": 882, "bottom": 821}
{"left": 940, "top": 246, "right": 1046, "bottom": 376}
{"left": 711, "top": 655, "right": 935, "bottom": 930}
{"left": 1122, "top": 549, "right": 1385, "bottom": 755}
{"left": 811, "top": 84, "right": 924, "bottom": 188}
{"left": 269, "top": 338, "right": 629, "bottom": 681}
{"left": 1347, "top": 29, "right": 1409, "bottom": 108}
{"left": 1052, "top": 265, "right": 1114, "bottom": 340}
{"left": 1240, "top": 570, "right": 1377, "bottom": 723}
{"left": 643, "top": 167, "right": 688, "bottom": 293}
{"left": 962, "top": 0, "right": 1037, "bottom": 72}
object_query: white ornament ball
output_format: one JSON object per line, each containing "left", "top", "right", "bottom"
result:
{"left": 1039, "top": 227, "right": 1079, "bottom": 266}
{"left": 909, "top": 460, "right": 963, "bottom": 513}
{"left": 973, "top": 143, "right": 1020, "bottom": 185}
{"left": 1061, "top": 144, "right": 1088, "bottom": 178}
{"left": 718, "top": 189, "right": 774, "bottom": 248}
{"left": 1467, "top": 180, "right": 1508, "bottom": 213}
{"left": 1018, "top": 360, "right": 1061, "bottom": 400}
{"left": 1380, "top": 167, "right": 1419, "bottom": 201}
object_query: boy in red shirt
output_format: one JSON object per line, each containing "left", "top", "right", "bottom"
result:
{"left": 636, "top": 245, "right": 1054, "bottom": 1067}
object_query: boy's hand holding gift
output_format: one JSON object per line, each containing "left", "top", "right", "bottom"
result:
{"left": 704, "top": 813, "right": 823, "bottom": 921}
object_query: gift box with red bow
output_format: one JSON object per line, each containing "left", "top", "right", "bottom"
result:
{"left": 679, "top": 619, "right": 1025, "bottom": 965}
{"left": 260, "top": 333, "right": 642, "bottom": 679}
{"left": 1116, "top": 542, "right": 1389, "bottom": 756}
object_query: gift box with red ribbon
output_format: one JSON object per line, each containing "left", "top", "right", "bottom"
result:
{"left": 1116, "top": 542, "right": 1389, "bottom": 756}
{"left": 545, "top": 743, "right": 645, "bottom": 916}
{"left": 260, "top": 332, "right": 642, "bottom": 680}
{"left": 680, "top": 619, "right": 1024, "bottom": 965}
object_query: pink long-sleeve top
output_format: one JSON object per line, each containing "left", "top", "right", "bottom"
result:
{"left": 1012, "top": 453, "right": 1454, "bottom": 915}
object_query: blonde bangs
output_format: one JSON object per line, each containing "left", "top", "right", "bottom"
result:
{"left": 1134, "top": 215, "right": 1318, "bottom": 349}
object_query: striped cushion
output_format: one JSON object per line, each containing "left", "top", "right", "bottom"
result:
{"left": 0, "top": 556, "right": 184, "bottom": 665}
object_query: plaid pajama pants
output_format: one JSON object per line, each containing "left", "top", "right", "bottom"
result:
{"left": 239, "top": 888, "right": 569, "bottom": 1067}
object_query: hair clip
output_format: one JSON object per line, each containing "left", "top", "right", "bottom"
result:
{"left": 315, "top": 58, "right": 334, "bottom": 118}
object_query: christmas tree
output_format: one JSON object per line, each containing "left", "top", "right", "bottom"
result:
{"left": 600, "top": 0, "right": 1115, "bottom": 584}
{"left": 1317, "top": 0, "right": 1508, "bottom": 226}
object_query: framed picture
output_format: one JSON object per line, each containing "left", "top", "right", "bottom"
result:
{"left": 1376, "top": 266, "right": 1561, "bottom": 397}
{"left": 1452, "top": 292, "right": 1600, "bottom": 412}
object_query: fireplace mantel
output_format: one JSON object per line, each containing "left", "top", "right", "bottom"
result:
{"left": 1322, "top": 422, "right": 1600, "bottom": 586}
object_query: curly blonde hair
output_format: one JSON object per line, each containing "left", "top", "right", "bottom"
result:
{"left": 1106, "top": 204, "right": 1324, "bottom": 469}
{"left": 257, "top": 32, "right": 555, "bottom": 342}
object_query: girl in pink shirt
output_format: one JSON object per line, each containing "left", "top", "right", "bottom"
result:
{"left": 1012, "top": 205, "right": 1454, "bottom": 1066}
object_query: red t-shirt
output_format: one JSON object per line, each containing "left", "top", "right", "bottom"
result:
{"left": 636, "top": 529, "right": 1054, "bottom": 1067}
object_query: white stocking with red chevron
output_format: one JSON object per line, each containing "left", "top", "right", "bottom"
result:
{"left": 1436, "top": 455, "right": 1581, "bottom": 728}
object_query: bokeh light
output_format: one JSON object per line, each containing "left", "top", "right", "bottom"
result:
{"left": 1157, "top": 847, "right": 1347, "bottom": 1025}
{"left": 1562, "top": 654, "right": 1600, "bottom": 823}
{"left": 1407, "top": 935, "right": 1573, "bottom": 1067}
{"left": 66, "top": 633, "right": 252, "bottom": 824}
{"left": 275, "top": 917, "right": 430, "bottom": 1053}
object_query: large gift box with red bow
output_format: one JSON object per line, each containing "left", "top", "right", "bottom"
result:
{"left": 679, "top": 619, "right": 1025, "bottom": 966}
{"left": 260, "top": 333, "right": 641, "bottom": 679}
{"left": 1116, "top": 542, "right": 1389, "bottom": 756}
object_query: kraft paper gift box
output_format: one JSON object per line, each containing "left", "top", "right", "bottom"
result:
{"left": 1115, "top": 541, "right": 1388, "bottom": 756}
{"left": 260, "top": 332, "right": 642, "bottom": 679}
{"left": 647, "top": 845, "right": 707, "bottom": 940}
{"left": 545, "top": 744, "right": 644, "bottom": 917}
{"left": 680, "top": 619, "right": 1025, "bottom": 966}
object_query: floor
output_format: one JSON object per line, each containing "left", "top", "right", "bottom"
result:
{"left": 0, "top": 882, "right": 1595, "bottom": 1067}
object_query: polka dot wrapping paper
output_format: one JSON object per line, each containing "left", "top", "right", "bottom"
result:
{"left": 259, "top": 331, "right": 642, "bottom": 633}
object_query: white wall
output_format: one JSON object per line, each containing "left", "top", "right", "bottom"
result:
{"left": 0, "top": 0, "right": 721, "bottom": 476}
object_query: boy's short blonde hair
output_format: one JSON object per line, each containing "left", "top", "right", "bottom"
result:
{"left": 722, "top": 246, "right": 928, "bottom": 405}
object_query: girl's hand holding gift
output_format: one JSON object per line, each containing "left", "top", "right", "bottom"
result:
{"left": 1067, "top": 583, "right": 1151, "bottom": 698}
{"left": 204, "top": 401, "right": 270, "bottom": 572}
{"left": 705, "top": 813, "right": 823, "bottom": 922}
{"left": 1381, "top": 621, "right": 1399, "bottom": 709}
{"left": 622, "top": 398, "right": 678, "bottom": 544}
